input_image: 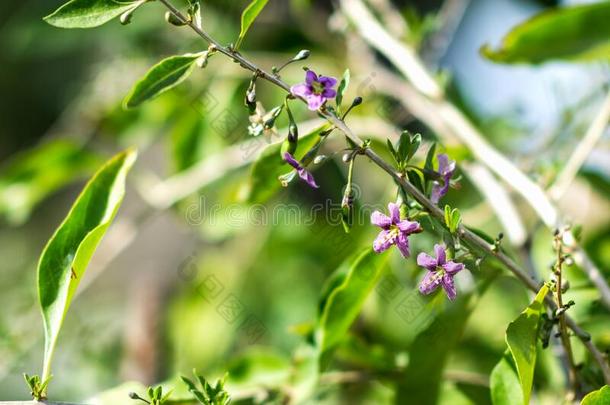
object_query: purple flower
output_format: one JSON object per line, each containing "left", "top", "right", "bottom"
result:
{"left": 430, "top": 154, "right": 456, "bottom": 204}
{"left": 417, "top": 244, "right": 464, "bottom": 301}
{"left": 291, "top": 70, "right": 337, "bottom": 111}
{"left": 371, "top": 202, "right": 421, "bottom": 258}
{"left": 282, "top": 152, "right": 319, "bottom": 188}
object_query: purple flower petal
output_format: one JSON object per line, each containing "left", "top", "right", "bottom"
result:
{"left": 291, "top": 83, "right": 313, "bottom": 98}
{"left": 419, "top": 270, "right": 442, "bottom": 295}
{"left": 373, "top": 230, "right": 395, "bottom": 253}
{"left": 298, "top": 168, "right": 319, "bottom": 188}
{"left": 442, "top": 261, "right": 464, "bottom": 275}
{"left": 321, "top": 88, "right": 337, "bottom": 99}
{"left": 283, "top": 152, "right": 302, "bottom": 170}
{"left": 437, "top": 153, "right": 456, "bottom": 177}
{"left": 388, "top": 202, "right": 401, "bottom": 224}
{"left": 417, "top": 252, "right": 438, "bottom": 271}
{"left": 430, "top": 181, "right": 449, "bottom": 204}
{"left": 371, "top": 211, "right": 392, "bottom": 228}
{"left": 319, "top": 76, "right": 338, "bottom": 88}
{"left": 396, "top": 219, "right": 420, "bottom": 234}
{"left": 305, "top": 94, "right": 325, "bottom": 111}
{"left": 434, "top": 244, "right": 446, "bottom": 265}
{"left": 396, "top": 232, "right": 410, "bottom": 258}
{"left": 442, "top": 273, "right": 457, "bottom": 300}
{"left": 305, "top": 70, "right": 318, "bottom": 85}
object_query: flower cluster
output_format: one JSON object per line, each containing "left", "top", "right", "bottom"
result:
{"left": 371, "top": 203, "right": 465, "bottom": 300}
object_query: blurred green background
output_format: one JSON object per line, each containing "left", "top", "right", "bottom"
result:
{"left": 1, "top": 0, "right": 609, "bottom": 403}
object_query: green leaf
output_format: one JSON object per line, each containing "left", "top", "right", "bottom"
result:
{"left": 396, "top": 131, "right": 410, "bottom": 162}
{"left": 38, "top": 148, "right": 137, "bottom": 384}
{"left": 0, "top": 140, "right": 100, "bottom": 225}
{"left": 490, "top": 351, "right": 523, "bottom": 405}
{"left": 406, "top": 133, "right": 421, "bottom": 162}
{"left": 124, "top": 53, "right": 203, "bottom": 109}
{"left": 44, "top": 0, "right": 138, "bottom": 29}
{"left": 336, "top": 69, "right": 350, "bottom": 110}
{"left": 481, "top": 2, "right": 610, "bottom": 64}
{"left": 424, "top": 143, "right": 437, "bottom": 175}
{"left": 315, "top": 248, "right": 387, "bottom": 367}
{"left": 581, "top": 385, "right": 610, "bottom": 405}
{"left": 407, "top": 169, "right": 425, "bottom": 194}
{"left": 386, "top": 139, "right": 399, "bottom": 166}
{"left": 235, "top": 0, "right": 269, "bottom": 50}
{"left": 444, "top": 205, "right": 461, "bottom": 234}
{"left": 246, "top": 124, "right": 329, "bottom": 203}
{"left": 490, "top": 284, "right": 549, "bottom": 405}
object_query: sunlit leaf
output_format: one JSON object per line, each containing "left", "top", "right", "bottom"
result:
{"left": 44, "top": 0, "right": 138, "bottom": 29}
{"left": 315, "top": 248, "right": 387, "bottom": 367}
{"left": 235, "top": 0, "right": 269, "bottom": 50}
{"left": 124, "top": 53, "right": 203, "bottom": 109}
{"left": 581, "top": 385, "right": 610, "bottom": 405}
{"left": 0, "top": 140, "right": 99, "bottom": 225}
{"left": 38, "top": 148, "right": 137, "bottom": 383}
{"left": 490, "top": 284, "right": 548, "bottom": 405}
{"left": 481, "top": 2, "right": 610, "bottom": 64}
{"left": 490, "top": 351, "right": 523, "bottom": 405}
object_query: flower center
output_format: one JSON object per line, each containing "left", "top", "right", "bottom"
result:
{"left": 312, "top": 81, "right": 325, "bottom": 94}
{"left": 378, "top": 227, "right": 400, "bottom": 245}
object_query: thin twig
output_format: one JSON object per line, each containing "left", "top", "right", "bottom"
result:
{"left": 553, "top": 230, "right": 580, "bottom": 399}
{"left": 155, "top": 0, "right": 610, "bottom": 384}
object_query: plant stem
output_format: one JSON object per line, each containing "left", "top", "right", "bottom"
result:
{"left": 156, "top": 0, "right": 610, "bottom": 384}
{"left": 553, "top": 231, "right": 580, "bottom": 398}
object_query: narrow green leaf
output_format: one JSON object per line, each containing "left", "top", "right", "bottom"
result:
{"left": 38, "top": 148, "right": 137, "bottom": 383}
{"left": 336, "top": 69, "right": 350, "bottom": 110}
{"left": 123, "top": 53, "right": 202, "bottom": 109}
{"left": 235, "top": 0, "right": 269, "bottom": 50}
{"left": 44, "top": 0, "right": 138, "bottom": 29}
{"left": 444, "top": 205, "right": 461, "bottom": 233}
{"left": 315, "top": 248, "right": 387, "bottom": 366}
{"left": 386, "top": 139, "right": 399, "bottom": 166}
{"left": 424, "top": 143, "right": 437, "bottom": 174}
{"left": 397, "top": 130, "right": 411, "bottom": 163}
{"left": 491, "top": 284, "right": 549, "bottom": 405}
{"left": 0, "top": 140, "right": 100, "bottom": 225}
{"left": 407, "top": 133, "right": 421, "bottom": 162}
{"left": 444, "top": 205, "right": 451, "bottom": 231}
{"left": 481, "top": 2, "right": 610, "bottom": 64}
{"left": 247, "top": 124, "right": 329, "bottom": 203}
{"left": 581, "top": 385, "right": 610, "bottom": 405}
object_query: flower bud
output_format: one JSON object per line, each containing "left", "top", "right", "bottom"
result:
{"left": 120, "top": 8, "right": 136, "bottom": 25}
{"left": 280, "top": 138, "right": 297, "bottom": 157}
{"left": 293, "top": 49, "right": 311, "bottom": 62}
{"left": 313, "top": 155, "right": 326, "bottom": 164}
{"left": 264, "top": 105, "right": 283, "bottom": 130}
{"left": 342, "top": 153, "right": 351, "bottom": 163}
